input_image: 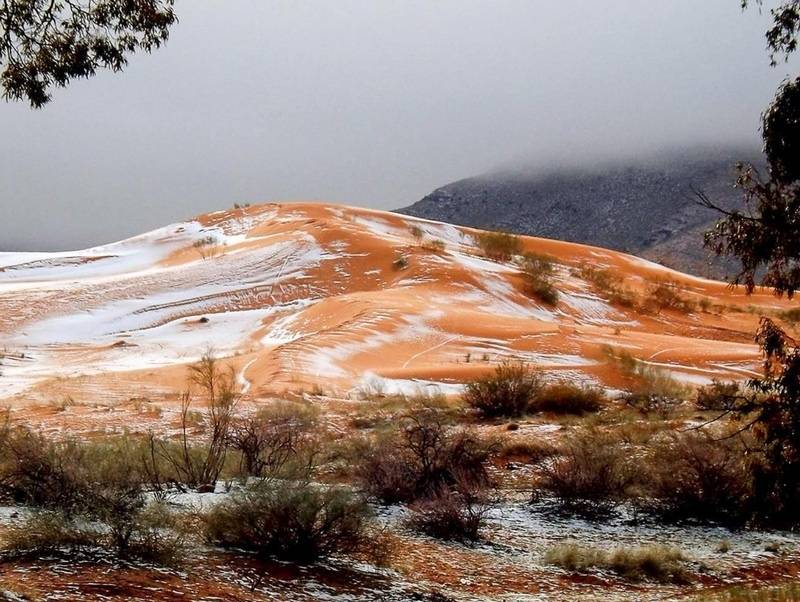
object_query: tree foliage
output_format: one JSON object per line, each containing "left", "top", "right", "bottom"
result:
{"left": 702, "top": 2, "right": 800, "bottom": 296}
{"left": 0, "top": 0, "right": 176, "bottom": 107}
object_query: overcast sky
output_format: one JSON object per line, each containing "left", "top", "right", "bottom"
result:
{"left": 0, "top": 0, "right": 793, "bottom": 251}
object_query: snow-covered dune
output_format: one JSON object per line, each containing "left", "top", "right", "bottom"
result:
{"left": 0, "top": 202, "right": 788, "bottom": 404}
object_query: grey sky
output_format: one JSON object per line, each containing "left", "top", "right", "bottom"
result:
{"left": 0, "top": 0, "right": 793, "bottom": 251}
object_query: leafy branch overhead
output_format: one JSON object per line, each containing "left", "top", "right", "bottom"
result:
{"left": 0, "top": 0, "right": 176, "bottom": 108}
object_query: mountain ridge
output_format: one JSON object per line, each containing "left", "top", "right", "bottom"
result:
{"left": 398, "top": 146, "right": 764, "bottom": 278}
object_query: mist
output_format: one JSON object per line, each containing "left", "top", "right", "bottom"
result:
{"left": 0, "top": 0, "right": 792, "bottom": 251}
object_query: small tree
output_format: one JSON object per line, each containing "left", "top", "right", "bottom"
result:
{"left": 155, "top": 352, "right": 240, "bottom": 489}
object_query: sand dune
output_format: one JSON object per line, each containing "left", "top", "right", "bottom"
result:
{"left": 0, "top": 202, "right": 793, "bottom": 405}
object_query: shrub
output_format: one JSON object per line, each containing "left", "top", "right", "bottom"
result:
{"left": 545, "top": 543, "right": 689, "bottom": 584}
{"left": 529, "top": 383, "right": 606, "bottom": 415}
{"left": 477, "top": 231, "right": 522, "bottom": 261}
{"left": 695, "top": 380, "right": 744, "bottom": 411}
{"left": 355, "top": 409, "right": 493, "bottom": 504}
{"left": 644, "top": 280, "right": 697, "bottom": 314}
{"left": 640, "top": 432, "right": 752, "bottom": 525}
{"left": 204, "top": 481, "right": 372, "bottom": 563}
{"left": 537, "top": 429, "right": 632, "bottom": 516}
{"left": 407, "top": 488, "right": 489, "bottom": 542}
{"left": 392, "top": 253, "right": 409, "bottom": 270}
{"left": 151, "top": 353, "right": 240, "bottom": 489}
{"left": 463, "top": 362, "right": 542, "bottom": 418}
{"left": 520, "top": 253, "right": 559, "bottom": 305}
{"left": 0, "top": 433, "right": 185, "bottom": 564}
{"left": 576, "top": 264, "right": 637, "bottom": 308}
{"left": 604, "top": 346, "right": 688, "bottom": 412}
{"left": 227, "top": 402, "right": 319, "bottom": 480}
{"left": 2, "top": 511, "right": 100, "bottom": 559}
{"left": 422, "top": 239, "right": 446, "bottom": 253}
{"left": 498, "top": 437, "right": 558, "bottom": 464}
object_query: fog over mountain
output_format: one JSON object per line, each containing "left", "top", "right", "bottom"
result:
{"left": 399, "top": 145, "right": 763, "bottom": 278}
{"left": 0, "top": 1, "right": 789, "bottom": 251}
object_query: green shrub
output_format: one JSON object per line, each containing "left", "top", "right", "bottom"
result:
{"left": 477, "top": 231, "right": 522, "bottom": 261}
{"left": 204, "top": 481, "right": 372, "bottom": 563}
{"left": 463, "top": 362, "right": 542, "bottom": 418}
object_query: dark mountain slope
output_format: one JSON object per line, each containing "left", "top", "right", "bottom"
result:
{"left": 398, "top": 147, "right": 763, "bottom": 278}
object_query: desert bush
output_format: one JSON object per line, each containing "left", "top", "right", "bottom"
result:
{"left": 227, "top": 402, "right": 319, "bottom": 481}
{"left": 192, "top": 235, "right": 221, "bottom": 260}
{"left": 537, "top": 429, "right": 632, "bottom": 516}
{"left": 778, "top": 307, "right": 800, "bottom": 325}
{"left": 604, "top": 346, "right": 688, "bottom": 412}
{"left": 406, "top": 488, "right": 489, "bottom": 542}
{"left": 545, "top": 542, "right": 689, "bottom": 583}
{"left": 204, "top": 481, "right": 372, "bottom": 563}
{"left": 392, "top": 253, "right": 409, "bottom": 270}
{"left": 576, "top": 264, "right": 637, "bottom": 308}
{"left": 151, "top": 353, "right": 240, "bottom": 489}
{"left": 498, "top": 437, "right": 558, "bottom": 464}
{"left": 520, "top": 252, "right": 559, "bottom": 306}
{"left": 695, "top": 380, "right": 745, "bottom": 411}
{"left": 2, "top": 510, "right": 100, "bottom": 559}
{"left": 529, "top": 383, "right": 606, "bottom": 415}
{"left": 0, "top": 432, "right": 185, "bottom": 563}
{"left": 463, "top": 362, "right": 542, "bottom": 418}
{"left": 422, "top": 239, "right": 446, "bottom": 253}
{"left": 640, "top": 432, "right": 752, "bottom": 525}
{"left": 355, "top": 409, "right": 494, "bottom": 504}
{"left": 644, "top": 280, "right": 697, "bottom": 314}
{"left": 477, "top": 230, "right": 522, "bottom": 261}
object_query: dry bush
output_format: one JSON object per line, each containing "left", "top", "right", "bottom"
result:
{"left": 463, "top": 362, "right": 542, "bottom": 418}
{"left": 407, "top": 487, "right": 490, "bottom": 542}
{"left": 529, "top": 383, "right": 606, "bottom": 415}
{"left": 640, "top": 432, "right": 752, "bottom": 525}
{"left": 537, "top": 429, "right": 633, "bottom": 516}
{"left": 392, "top": 253, "right": 409, "bottom": 270}
{"left": 603, "top": 346, "right": 688, "bottom": 414}
{"left": 354, "top": 408, "right": 494, "bottom": 504}
{"left": 227, "top": 402, "right": 319, "bottom": 481}
{"left": 695, "top": 380, "right": 745, "bottom": 411}
{"left": 422, "top": 239, "right": 446, "bottom": 253}
{"left": 151, "top": 352, "right": 240, "bottom": 490}
{"left": 520, "top": 252, "right": 559, "bottom": 306}
{"left": 576, "top": 264, "right": 637, "bottom": 308}
{"left": 203, "top": 481, "right": 372, "bottom": 563}
{"left": 644, "top": 280, "right": 697, "bottom": 314}
{"left": 2, "top": 511, "right": 100, "bottom": 559}
{"left": 477, "top": 230, "right": 522, "bottom": 261}
{"left": 0, "top": 432, "right": 185, "bottom": 563}
{"left": 498, "top": 437, "right": 558, "bottom": 464}
{"left": 545, "top": 542, "right": 689, "bottom": 583}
